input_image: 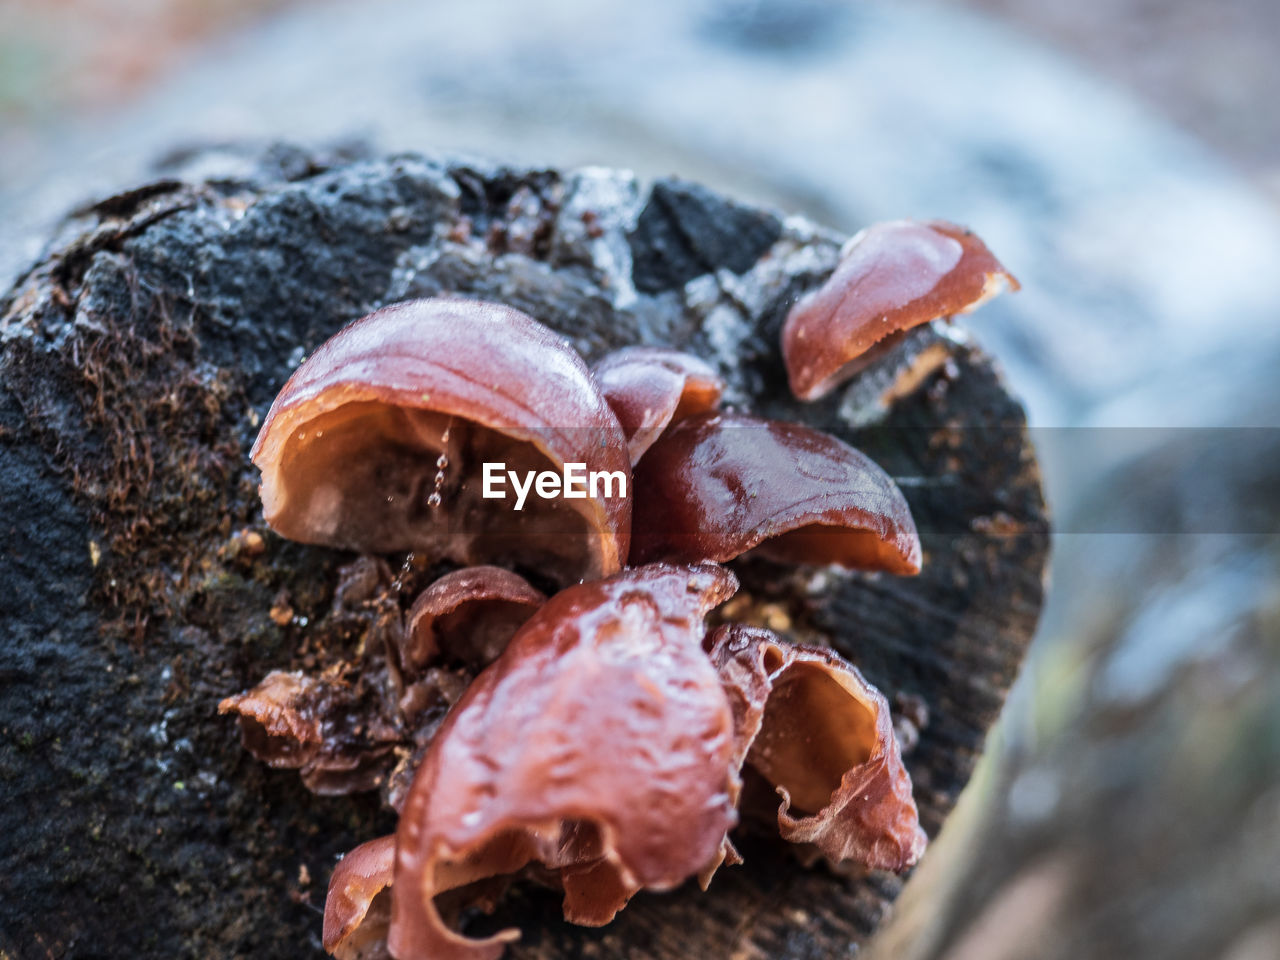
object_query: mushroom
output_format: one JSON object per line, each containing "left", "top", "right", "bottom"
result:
{"left": 629, "top": 411, "right": 921, "bottom": 574}
{"left": 706, "top": 623, "right": 926, "bottom": 872}
{"left": 251, "top": 298, "right": 631, "bottom": 584}
{"left": 401, "top": 566, "right": 546, "bottom": 672}
{"left": 324, "top": 835, "right": 396, "bottom": 960}
{"left": 591, "top": 346, "right": 724, "bottom": 463}
{"left": 387, "top": 564, "right": 740, "bottom": 960}
{"left": 782, "top": 220, "right": 1017, "bottom": 401}
{"left": 217, "top": 670, "right": 401, "bottom": 796}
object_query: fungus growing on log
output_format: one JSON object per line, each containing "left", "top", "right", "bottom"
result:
{"left": 402, "top": 566, "right": 545, "bottom": 672}
{"left": 630, "top": 411, "right": 921, "bottom": 573}
{"left": 251, "top": 298, "right": 632, "bottom": 584}
{"left": 4, "top": 149, "right": 1051, "bottom": 960}
{"left": 591, "top": 346, "right": 724, "bottom": 463}
{"left": 707, "top": 624, "right": 926, "bottom": 872}
{"left": 388, "top": 563, "right": 740, "bottom": 960}
{"left": 782, "top": 220, "right": 1017, "bottom": 401}
{"left": 235, "top": 295, "right": 926, "bottom": 959}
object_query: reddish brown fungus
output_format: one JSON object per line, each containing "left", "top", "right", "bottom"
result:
{"left": 630, "top": 411, "right": 921, "bottom": 574}
{"left": 387, "top": 564, "right": 740, "bottom": 960}
{"left": 707, "top": 624, "right": 926, "bottom": 872}
{"left": 783, "top": 220, "right": 1018, "bottom": 401}
{"left": 251, "top": 298, "right": 631, "bottom": 584}
{"left": 219, "top": 671, "right": 322, "bottom": 765}
{"left": 217, "top": 670, "right": 401, "bottom": 796}
{"left": 402, "top": 566, "right": 545, "bottom": 672}
{"left": 324, "top": 835, "right": 396, "bottom": 960}
{"left": 592, "top": 346, "right": 724, "bottom": 463}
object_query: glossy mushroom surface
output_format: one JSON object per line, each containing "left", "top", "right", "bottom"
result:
{"left": 630, "top": 411, "right": 921, "bottom": 573}
{"left": 707, "top": 624, "right": 926, "bottom": 872}
{"left": 388, "top": 564, "right": 740, "bottom": 960}
{"left": 592, "top": 346, "right": 724, "bottom": 463}
{"left": 251, "top": 298, "right": 631, "bottom": 584}
{"left": 782, "top": 220, "right": 1017, "bottom": 401}
{"left": 324, "top": 835, "right": 396, "bottom": 960}
{"left": 401, "top": 566, "right": 545, "bottom": 672}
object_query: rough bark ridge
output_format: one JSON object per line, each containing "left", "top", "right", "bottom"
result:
{"left": 0, "top": 147, "right": 1047, "bottom": 959}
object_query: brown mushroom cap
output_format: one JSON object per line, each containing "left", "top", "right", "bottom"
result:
{"left": 592, "top": 346, "right": 724, "bottom": 464}
{"left": 630, "top": 411, "right": 921, "bottom": 573}
{"left": 782, "top": 220, "right": 1018, "bottom": 401}
{"left": 217, "top": 670, "right": 401, "bottom": 796}
{"left": 388, "top": 563, "right": 740, "bottom": 960}
{"left": 324, "top": 835, "right": 396, "bottom": 960}
{"left": 251, "top": 298, "right": 632, "bottom": 584}
{"left": 402, "top": 566, "right": 546, "bottom": 673}
{"left": 218, "top": 671, "right": 324, "bottom": 767}
{"left": 707, "top": 624, "right": 926, "bottom": 872}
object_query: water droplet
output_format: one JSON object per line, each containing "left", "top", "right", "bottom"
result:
{"left": 426, "top": 418, "right": 454, "bottom": 509}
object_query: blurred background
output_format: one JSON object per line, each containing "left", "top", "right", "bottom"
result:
{"left": 2, "top": 1, "right": 1277, "bottom": 958}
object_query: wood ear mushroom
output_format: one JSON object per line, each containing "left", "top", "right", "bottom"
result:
{"left": 707, "top": 624, "right": 926, "bottom": 872}
{"left": 251, "top": 297, "right": 632, "bottom": 584}
{"left": 592, "top": 346, "right": 724, "bottom": 464}
{"left": 402, "top": 565, "right": 545, "bottom": 673}
{"left": 631, "top": 411, "right": 921, "bottom": 574}
{"left": 783, "top": 220, "right": 1017, "bottom": 401}
{"left": 323, "top": 835, "right": 396, "bottom": 960}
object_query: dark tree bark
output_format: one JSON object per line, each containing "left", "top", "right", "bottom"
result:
{"left": 0, "top": 147, "right": 1047, "bottom": 959}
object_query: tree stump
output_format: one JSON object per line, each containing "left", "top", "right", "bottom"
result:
{"left": 0, "top": 147, "right": 1048, "bottom": 959}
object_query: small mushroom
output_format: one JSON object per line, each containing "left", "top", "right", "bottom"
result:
{"left": 782, "top": 220, "right": 1017, "bottom": 401}
{"left": 387, "top": 564, "right": 740, "bottom": 960}
{"left": 630, "top": 411, "right": 921, "bottom": 573}
{"left": 324, "top": 835, "right": 396, "bottom": 960}
{"left": 217, "top": 670, "right": 401, "bottom": 795}
{"left": 591, "top": 346, "right": 724, "bottom": 463}
{"left": 218, "top": 671, "right": 323, "bottom": 767}
{"left": 251, "top": 298, "right": 631, "bottom": 584}
{"left": 402, "top": 566, "right": 546, "bottom": 672}
{"left": 707, "top": 624, "right": 926, "bottom": 872}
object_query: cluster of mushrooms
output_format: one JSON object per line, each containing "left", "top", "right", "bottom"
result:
{"left": 220, "top": 219, "right": 1015, "bottom": 960}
